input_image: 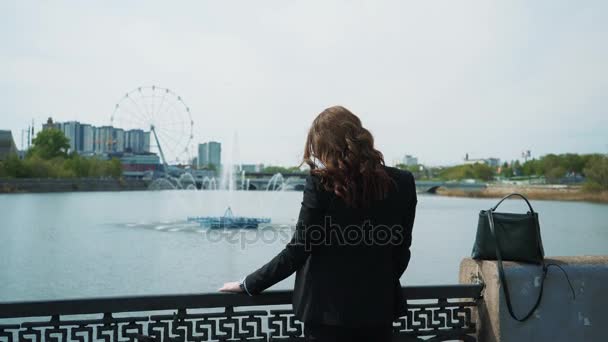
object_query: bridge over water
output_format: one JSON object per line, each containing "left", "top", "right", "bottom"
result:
{"left": 415, "top": 180, "right": 487, "bottom": 193}
{"left": 241, "top": 173, "right": 486, "bottom": 193}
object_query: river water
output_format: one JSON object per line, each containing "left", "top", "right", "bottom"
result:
{"left": 0, "top": 190, "right": 606, "bottom": 301}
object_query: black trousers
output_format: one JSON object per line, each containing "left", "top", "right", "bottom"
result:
{"left": 304, "top": 323, "right": 393, "bottom": 342}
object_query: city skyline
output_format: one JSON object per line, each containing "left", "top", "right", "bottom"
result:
{"left": 2, "top": 1, "right": 607, "bottom": 166}
{"left": 40, "top": 118, "right": 151, "bottom": 155}
{"left": 5, "top": 117, "right": 605, "bottom": 168}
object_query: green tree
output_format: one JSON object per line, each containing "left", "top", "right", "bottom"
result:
{"left": 1, "top": 147, "right": 124, "bottom": 179}
{"left": 499, "top": 162, "right": 512, "bottom": 178}
{"left": 438, "top": 163, "right": 495, "bottom": 181}
{"left": 64, "top": 154, "right": 89, "bottom": 177}
{"left": 69, "top": 156, "right": 123, "bottom": 178}
{"left": 562, "top": 153, "right": 585, "bottom": 173}
{"left": 263, "top": 165, "right": 301, "bottom": 174}
{"left": 472, "top": 163, "right": 495, "bottom": 181}
{"left": 395, "top": 164, "right": 427, "bottom": 179}
{"left": 583, "top": 155, "right": 608, "bottom": 191}
{"left": 545, "top": 166, "right": 566, "bottom": 183}
{"left": 28, "top": 129, "right": 70, "bottom": 159}
{"left": 0, "top": 155, "right": 29, "bottom": 177}
{"left": 107, "top": 158, "right": 123, "bottom": 178}
{"left": 540, "top": 154, "right": 559, "bottom": 175}
{"left": 521, "top": 158, "right": 541, "bottom": 176}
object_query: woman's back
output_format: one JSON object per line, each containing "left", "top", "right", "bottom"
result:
{"left": 221, "top": 106, "right": 418, "bottom": 341}
{"left": 291, "top": 166, "right": 417, "bottom": 326}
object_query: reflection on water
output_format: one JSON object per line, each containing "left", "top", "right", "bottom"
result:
{"left": 0, "top": 190, "right": 606, "bottom": 301}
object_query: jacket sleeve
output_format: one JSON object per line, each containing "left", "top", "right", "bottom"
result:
{"left": 243, "top": 174, "right": 327, "bottom": 295}
{"left": 393, "top": 171, "right": 417, "bottom": 280}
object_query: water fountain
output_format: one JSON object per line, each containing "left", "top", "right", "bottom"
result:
{"left": 178, "top": 173, "right": 197, "bottom": 190}
{"left": 240, "top": 170, "right": 247, "bottom": 190}
{"left": 188, "top": 132, "right": 270, "bottom": 228}
{"left": 146, "top": 133, "right": 255, "bottom": 192}
{"left": 148, "top": 174, "right": 191, "bottom": 190}
{"left": 148, "top": 178, "right": 178, "bottom": 190}
{"left": 188, "top": 207, "right": 271, "bottom": 229}
{"left": 202, "top": 176, "right": 218, "bottom": 190}
{"left": 265, "top": 173, "right": 284, "bottom": 191}
{"left": 280, "top": 176, "right": 300, "bottom": 191}
{"left": 219, "top": 164, "right": 235, "bottom": 191}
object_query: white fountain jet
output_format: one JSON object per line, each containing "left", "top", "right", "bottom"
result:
{"left": 219, "top": 131, "right": 241, "bottom": 191}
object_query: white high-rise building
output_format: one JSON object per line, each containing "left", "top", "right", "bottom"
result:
{"left": 125, "top": 129, "right": 146, "bottom": 153}
{"left": 113, "top": 128, "right": 125, "bottom": 152}
{"left": 402, "top": 154, "right": 418, "bottom": 166}
{"left": 94, "top": 126, "right": 113, "bottom": 153}
{"left": 62, "top": 121, "right": 81, "bottom": 153}
{"left": 198, "top": 141, "right": 221, "bottom": 169}
{"left": 143, "top": 132, "right": 151, "bottom": 152}
{"left": 81, "top": 124, "right": 94, "bottom": 153}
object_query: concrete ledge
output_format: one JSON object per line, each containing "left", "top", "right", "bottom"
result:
{"left": 460, "top": 256, "right": 608, "bottom": 342}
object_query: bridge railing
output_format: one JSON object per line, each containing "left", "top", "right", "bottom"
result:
{"left": 0, "top": 284, "right": 482, "bottom": 341}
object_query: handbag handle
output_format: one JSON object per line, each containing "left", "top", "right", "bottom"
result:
{"left": 488, "top": 209, "right": 546, "bottom": 321}
{"left": 487, "top": 210, "right": 575, "bottom": 322}
{"left": 491, "top": 193, "right": 535, "bottom": 213}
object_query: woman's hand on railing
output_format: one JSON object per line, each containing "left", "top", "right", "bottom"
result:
{"left": 219, "top": 281, "right": 243, "bottom": 293}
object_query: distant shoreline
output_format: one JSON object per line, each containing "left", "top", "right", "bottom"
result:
{"left": 436, "top": 184, "right": 608, "bottom": 204}
{"left": 2, "top": 178, "right": 607, "bottom": 204}
{"left": 0, "top": 178, "right": 149, "bottom": 193}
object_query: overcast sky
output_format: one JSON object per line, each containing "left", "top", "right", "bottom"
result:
{"left": 2, "top": 0, "right": 607, "bottom": 166}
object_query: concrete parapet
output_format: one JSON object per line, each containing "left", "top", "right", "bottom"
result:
{"left": 459, "top": 256, "right": 607, "bottom": 342}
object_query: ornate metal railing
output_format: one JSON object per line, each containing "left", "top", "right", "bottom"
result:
{"left": 0, "top": 284, "right": 482, "bottom": 341}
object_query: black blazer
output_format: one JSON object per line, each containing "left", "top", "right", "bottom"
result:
{"left": 244, "top": 166, "right": 417, "bottom": 326}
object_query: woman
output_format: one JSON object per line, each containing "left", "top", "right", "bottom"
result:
{"left": 220, "top": 106, "right": 417, "bottom": 342}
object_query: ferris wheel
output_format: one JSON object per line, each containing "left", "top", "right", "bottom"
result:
{"left": 110, "top": 86, "right": 194, "bottom": 166}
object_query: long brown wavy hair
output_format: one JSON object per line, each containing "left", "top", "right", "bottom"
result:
{"left": 303, "top": 106, "right": 394, "bottom": 208}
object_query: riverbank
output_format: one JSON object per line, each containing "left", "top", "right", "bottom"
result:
{"left": 0, "top": 178, "right": 149, "bottom": 193}
{"left": 436, "top": 184, "right": 608, "bottom": 204}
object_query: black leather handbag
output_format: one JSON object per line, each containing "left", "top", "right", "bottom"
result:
{"left": 472, "top": 193, "right": 544, "bottom": 263}
{"left": 471, "top": 193, "right": 574, "bottom": 322}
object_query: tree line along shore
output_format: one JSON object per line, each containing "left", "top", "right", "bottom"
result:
{"left": 1, "top": 128, "right": 607, "bottom": 203}
{"left": 436, "top": 185, "right": 608, "bottom": 204}
{"left": 397, "top": 153, "right": 608, "bottom": 204}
